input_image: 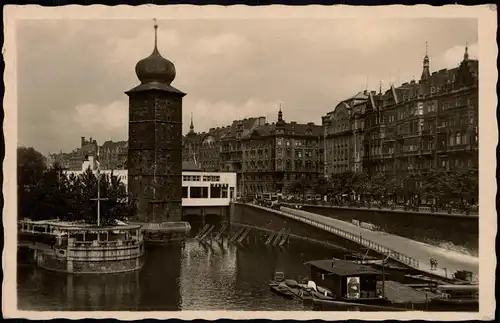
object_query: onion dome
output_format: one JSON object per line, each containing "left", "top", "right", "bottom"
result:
{"left": 135, "top": 21, "right": 176, "bottom": 85}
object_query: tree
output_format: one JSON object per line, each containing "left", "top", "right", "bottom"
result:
{"left": 17, "top": 147, "right": 47, "bottom": 187}
{"left": 17, "top": 147, "right": 48, "bottom": 219}
{"left": 290, "top": 175, "right": 312, "bottom": 199}
{"left": 18, "top": 157, "right": 130, "bottom": 225}
{"left": 369, "top": 172, "right": 390, "bottom": 200}
{"left": 313, "top": 177, "right": 329, "bottom": 196}
{"left": 351, "top": 172, "right": 370, "bottom": 199}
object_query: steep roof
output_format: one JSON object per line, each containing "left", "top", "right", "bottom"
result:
{"left": 182, "top": 160, "right": 201, "bottom": 171}
{"left": 247, "top": 121, "right": 322, "bottom": 138}
{"left": 101, "top": 140, "right": 127, "bottom": 151}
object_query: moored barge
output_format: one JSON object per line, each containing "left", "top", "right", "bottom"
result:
{"left": 18, "top": 219, "right": 145, "bottom": 274}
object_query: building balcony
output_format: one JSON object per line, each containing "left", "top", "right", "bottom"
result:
{"left": 447, "top": 144, "right": 474, "bottom": 152}
{"left": 420, "top": 129, "right": 436, "bottom": 136}
{"left": 419, "top": 149, "right": 433, "bottom": 155}
{"left": 397, "top": 132, "right": 422, "bottom": 139}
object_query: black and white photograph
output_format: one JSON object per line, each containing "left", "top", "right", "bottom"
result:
{"left": 3, "top": 4, "right": 497, "bottom": 320}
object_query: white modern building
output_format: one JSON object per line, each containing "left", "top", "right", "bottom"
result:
{"left": 64, "top": 156, "right": 237, "bottom": 207}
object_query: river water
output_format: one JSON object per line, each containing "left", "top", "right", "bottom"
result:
{"left": 20, "top": 224, "right": 409, "bottom": 312}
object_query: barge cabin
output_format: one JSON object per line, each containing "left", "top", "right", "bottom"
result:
{"left": 305, "top": 259, "right": 389, "bottom": 305}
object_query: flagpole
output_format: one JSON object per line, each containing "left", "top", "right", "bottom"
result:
{"left": 97, "top": 146, "right": 101, "bottom": 227}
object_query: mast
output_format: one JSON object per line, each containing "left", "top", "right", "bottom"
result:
{"left": 91, "top": 145, "right": 108, "bottom": 226}
{"left": 97, "top": 146, "right": 101, "bottom": 226}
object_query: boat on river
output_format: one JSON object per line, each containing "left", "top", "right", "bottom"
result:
{"left": 18, "top": 219, "right": 145, "bottom": 274}
{"left": 304, "top": 259, "right": 391, "bottom": 307}
{"left": 428, "top": 284, "right": 479, "bottom": 311}
{"left": 269, "top": 282, "right": 295, "bottom": 299}
{"left": 269, "top": 272, "right": 313, "bottom": 301}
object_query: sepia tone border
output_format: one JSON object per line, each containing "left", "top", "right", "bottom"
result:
{"left": 2, "top": 4, "right": 497, "bottom": 320}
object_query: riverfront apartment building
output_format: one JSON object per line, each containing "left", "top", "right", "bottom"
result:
{"left": 241, "top": 109, "right": 324, "bottom": 196}
{"left": 182, "top": 115, "right": 266, "bottom": 193}
{"left": 323, "top": 45, "right": 478, "bottom": 178}
{"left": 183, "top": 110, "right": 324, "bottom": 196}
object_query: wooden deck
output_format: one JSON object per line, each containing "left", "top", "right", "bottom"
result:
{"left": 381, "top": 280, "right": 439, "bottom": 304}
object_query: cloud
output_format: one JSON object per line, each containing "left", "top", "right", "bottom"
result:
{"left": 74, "top": 101, "right": 128, "bottom": 134}
{"left": 186, "top": 98, "right": 280, "bottom": 132}
{"left": 105, "top": 26, "right": 181, "bottom": 67}
{"left": 47, "top": 101, "right": 129, "bottom": 147}
{"left": 441, "top": 42, "right": 478, "bottom": 67}
{"left": 190, "top": 33, "right": 251, "bottom": 57}
{"left": 16, "top": 18, "right": 478, "bottom": 154}
{"left": 298, "top": 19, "right": 419, "bottom": 52}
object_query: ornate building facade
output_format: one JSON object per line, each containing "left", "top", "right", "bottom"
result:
{"left": 323, "top": 45, "right": 478, "bottom": 189}
{"left": 126, "top": 22, "right": 185, "bottom": 223}
{"left": 322, "top": 91, "right": 371, "bottom": 176}
{"left": 242, "top": 109, "right": 324, "bottom": 196}
{"left": 363, "top": 45, "right": 478, "bottom": 178}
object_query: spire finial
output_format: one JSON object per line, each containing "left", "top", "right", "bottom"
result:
{"left": 190, "top": 112, "right": 194, "bottom": 130}
{"left": 425, "top": 41, "right": 428, "bottom": 56}
{"left": 379, "top": 80, "right": 382, "bottom": 94}
{"left": 153, "top": 18, "right": 158, "bottom": 50}
{"left": 278, "top": 102, "right": 284, "bottom": 123}
{"left": 464, "top": 42, "right": 469, "bottom": 61}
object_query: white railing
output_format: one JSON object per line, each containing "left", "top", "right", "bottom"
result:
{"left": 247, "top": 203, "right": 420, "bottom": 269}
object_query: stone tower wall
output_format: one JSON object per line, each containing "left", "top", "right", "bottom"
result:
{"left": 128, "top": 91, "right": 183, "bottom": 222}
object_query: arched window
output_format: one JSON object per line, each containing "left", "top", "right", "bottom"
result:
{"left": 456, "top": 133, "right": 461, "bottom": 145}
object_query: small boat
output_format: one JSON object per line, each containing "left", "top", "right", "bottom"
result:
{"left": 270, "top": 282, "right": 295, "bottom": 299}
{"left": 428, "top": 284, "right": 479, "bottom": 311}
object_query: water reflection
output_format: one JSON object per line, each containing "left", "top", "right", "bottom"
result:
{"left": 17, "top": 235, "right": 361, "bottom": 311}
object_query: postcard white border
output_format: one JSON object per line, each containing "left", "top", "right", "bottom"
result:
{"left": 3, "top": 4, "right": 497, "bottom": 320}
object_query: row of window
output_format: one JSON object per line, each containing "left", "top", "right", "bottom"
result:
{"left": 245, "top": 173, "right": 318, "bottom": 182}
{"left": 182, "top": 175, "right": 221, "bottom": 182}
{"left": 182, "top": 185, "right": 234, "bottom": 199}
{"left": 276, "top": 138, "right": 319, "bottom": 147}
{"left": 368, "top": 157, "right": 476, "bottom": 173}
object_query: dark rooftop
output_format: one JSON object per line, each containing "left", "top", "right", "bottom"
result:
{"left": 182, "top": 160, "right": 202, "bottom": 171}
{"left": 304, "top": 259, "right": 382, "bottom": 277}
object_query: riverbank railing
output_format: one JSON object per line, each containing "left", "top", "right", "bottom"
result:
{"left": 241, "top": 203, "right": 420, "bottom": 269}
{"left": 282, "top": 201, "right": 478, "bottom": 217}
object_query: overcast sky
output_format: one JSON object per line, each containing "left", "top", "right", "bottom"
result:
{"left": 17, "top": 18, "right": 477, "bottom": 155}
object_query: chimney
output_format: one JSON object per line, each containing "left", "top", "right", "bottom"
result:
{"left": 259, "top": 117, "right": 266, "bottom": 125}
{"left": 371, "top": 91, "right": 376, "bottom": 95}
{"left": 81, "top": 136, "right": 85, "bottom": 147}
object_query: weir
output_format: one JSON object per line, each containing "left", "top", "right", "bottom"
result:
{"left": 231, "top": 203, "right": 479, "bottom": 282}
